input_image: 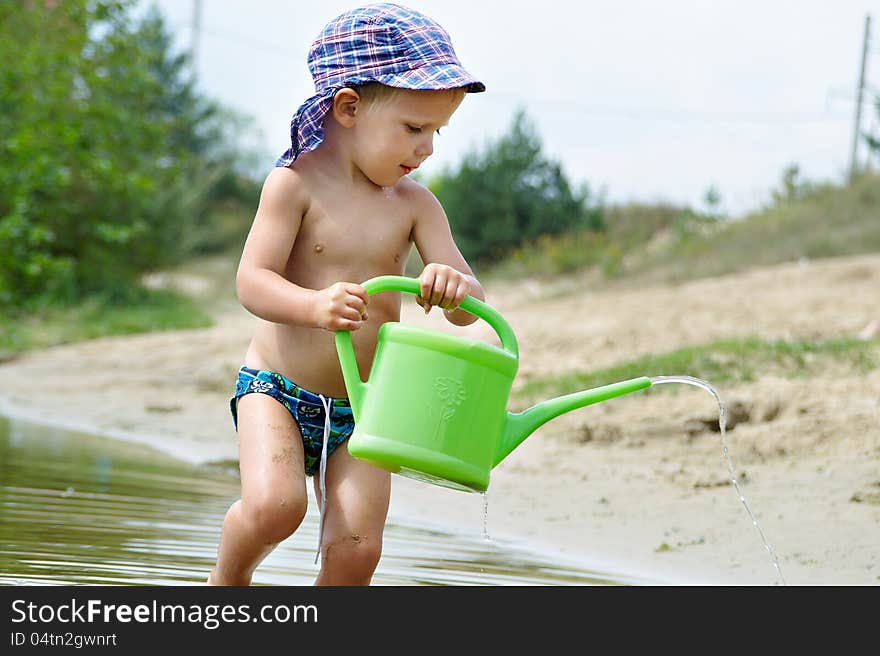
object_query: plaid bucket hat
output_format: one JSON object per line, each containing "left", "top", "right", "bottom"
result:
{"left": 275, "top": 3, "right": 485, "bottom": 167}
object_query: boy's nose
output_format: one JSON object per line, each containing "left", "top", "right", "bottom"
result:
{"left": 415, "top": 135, "right": 433, "bottom": 158}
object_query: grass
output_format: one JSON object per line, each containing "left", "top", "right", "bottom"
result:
{"left": 0, "top": 252, "right": 237, "bottom": 358}
{"left": 0, "top": 287, "right": 213, "bottom": 359}
{"left": 483, "top": 172, "right": 880, "bottom": 285}
{"left": 514, "top": 336, "right": 877, "bottom": 402}
{"left": 629, "top": 173, "right": 880, "bottom": 284}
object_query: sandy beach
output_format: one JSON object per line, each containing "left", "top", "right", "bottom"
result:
{"left": 1, "top": 253, "right": 878, "bottom": 585}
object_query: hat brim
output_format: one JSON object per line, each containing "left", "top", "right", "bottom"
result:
{"left": 374, "top": 64, "right": 485, "bottom": 93}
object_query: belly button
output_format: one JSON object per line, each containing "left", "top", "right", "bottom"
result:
{"left": 314, "top": 243, "right": 324, "bottom": 254}
{"left": 394, "top": 253, "right": 400, "bottom": 263}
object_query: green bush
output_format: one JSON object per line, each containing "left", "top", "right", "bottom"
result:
{"left": 430, "top": 109, "right": 602, "bottom": 266}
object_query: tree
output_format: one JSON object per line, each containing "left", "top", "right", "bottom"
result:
{"left": 0, "top": 0, "right": 251, "bottom": 309}
{"left": 770, "top": 163, "right": 813, "bottom": 206}
{"left": 702, "top": 185, "right": 723, "bottom": 216}
{"left": 430, "top": 109, "right": 601, "bottom": 265}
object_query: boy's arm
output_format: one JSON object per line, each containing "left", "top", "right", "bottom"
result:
{"left": 236, "top": 168, "right": 367, "bottom": 331}
{"left": 409, "top": 184, "right": 484, "bottom": 326}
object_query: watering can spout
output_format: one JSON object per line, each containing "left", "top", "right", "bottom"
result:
{"left": 493, "top": 376, "right": 652, "bottom": 467}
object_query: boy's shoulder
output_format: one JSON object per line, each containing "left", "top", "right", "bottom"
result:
{"left": 397, "top": 176, "right": 443, "bottom": 214}
{"left": 259, "top": 165, "right": 311, "bottom": 209}
{"left": 263, "top": 164, "right": 307, "bottom": 191}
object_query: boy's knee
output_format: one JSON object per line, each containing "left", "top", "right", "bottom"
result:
{"left": 245, "top": 492, "right": 308, "bottom": 543}
{"left": 323, "top": 533, "right": 383, "bottom": 576}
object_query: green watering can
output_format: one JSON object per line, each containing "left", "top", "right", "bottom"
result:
{"left": 335, "top": 276, "right": 651, "bottom": 493}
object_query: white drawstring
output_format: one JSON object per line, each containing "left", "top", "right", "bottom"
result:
{"left": 314, "top": 394, "right": 332, "bottom": 565}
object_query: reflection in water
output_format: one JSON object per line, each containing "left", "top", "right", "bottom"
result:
{"left": 0, "top": 416, "right": 643, "bottom": 586}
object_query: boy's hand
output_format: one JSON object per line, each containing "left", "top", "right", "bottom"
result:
{"left": 417, "top": 263, "right": 470, "bottom": 314}
{"left": 313, "top": 282, "right": 368, "bottom": 331}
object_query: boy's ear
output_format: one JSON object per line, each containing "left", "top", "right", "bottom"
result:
{"left": 332, "top": 88, "right": 361, "bottom": 128}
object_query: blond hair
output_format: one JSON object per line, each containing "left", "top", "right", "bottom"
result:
{"left": 353, "top": 82, "right": 466, "bottom": 112}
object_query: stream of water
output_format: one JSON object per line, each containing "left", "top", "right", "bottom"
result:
{"left": 649, "top": 375, "right": 786, "bottom": 585}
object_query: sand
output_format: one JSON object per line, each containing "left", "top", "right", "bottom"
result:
{"left": 1, "top": 253, "right": 878, "bottom": 585}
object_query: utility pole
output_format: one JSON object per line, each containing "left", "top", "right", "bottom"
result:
{"left": 849, "top": 14, "right": 871, "bottom": 181}
{"left": 191, "top": 0, "right": 203, "bottom": 73}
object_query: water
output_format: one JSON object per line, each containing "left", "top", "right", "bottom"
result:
{"left": 649, "top": 375, "right": 787, "bottom": 586}
{"left": 0, "top": 415, "right": 649, "bottom": 586}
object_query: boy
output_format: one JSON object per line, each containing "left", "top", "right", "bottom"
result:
{"left": 209, "top": 4, "right": 486, "bottom": 585}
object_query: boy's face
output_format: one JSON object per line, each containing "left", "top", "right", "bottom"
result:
{"left": 350, "top": 88, "right": 464, "bottom": 188}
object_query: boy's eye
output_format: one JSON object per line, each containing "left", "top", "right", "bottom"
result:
{"left": 406, "top": 125, "right": 442, "bottom": 135}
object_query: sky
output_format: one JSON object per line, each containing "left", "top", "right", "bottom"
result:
{"left": 145, "top": 0, "right": 879, "bottom": 217}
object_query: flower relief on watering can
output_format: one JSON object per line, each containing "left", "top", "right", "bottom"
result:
{"left": 428, "top": 377, "right": 467, "bottom": 439}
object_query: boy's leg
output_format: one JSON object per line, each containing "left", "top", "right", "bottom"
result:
{"left": 210, "top": 393, "right": 309, "bottom": 585}
{"left": 313, "top": 445, "right": 391, "bottom": 586}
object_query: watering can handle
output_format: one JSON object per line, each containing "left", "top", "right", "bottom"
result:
{"left": 334, "top": 276, "right": 518, "bottom": 419}
{"left": 354, "top": 275, "right": 519, "bottom": 357}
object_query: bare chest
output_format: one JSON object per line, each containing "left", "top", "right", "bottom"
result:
{"left": 287, "top": 188, "right": 414, "bottom": 282}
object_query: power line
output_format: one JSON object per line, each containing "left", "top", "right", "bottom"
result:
{"left": 488, "top": 95, "right": 854, "bottom": 125}
{"left": 168, "top": 19, "right": 292, "bottom": 58}
{"left": 564, "top": 106, "right": 852, "bottom": 125}
{"left": 165, "top": 14, "right": 873, "bottom": 128}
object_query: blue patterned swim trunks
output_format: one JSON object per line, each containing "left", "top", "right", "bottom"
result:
{"left": 230, "top": 366, "right": 354, "bottom": 476}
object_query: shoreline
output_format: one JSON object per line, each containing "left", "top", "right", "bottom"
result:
{"left": 0, "top": 401, "right": 692, "bottom": 585}
{"left": 0, "top": 400, "right": 670, "bottom": 585}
